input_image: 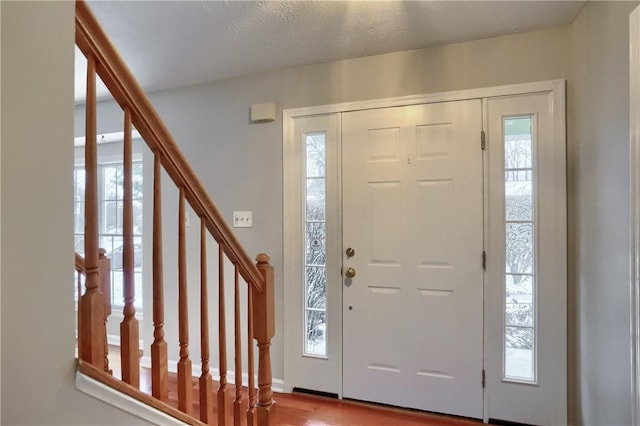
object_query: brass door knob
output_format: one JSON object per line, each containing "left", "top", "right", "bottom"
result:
{"left": 345, "top": 267, "right": 356, "bottom": 278}
{"left": 345, "top": 247, "right": 355, "bottom": 258}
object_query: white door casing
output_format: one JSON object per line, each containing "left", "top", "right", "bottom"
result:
{"left": 630, "top": 5, "right": 640, "bottom": 425}
{"left": 342, "top": 101, "right": 484, "bottom": 418}
{"left": 282, "top": 81, "right": 566, "bottom": 424}
{"left": 485, "top": 90, "right": 567, "bottom": 425}
{"left": 283, "top": 113, "right": 342, "bottom": 394}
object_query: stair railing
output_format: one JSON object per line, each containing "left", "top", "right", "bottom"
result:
{"left": 74, "top": 1, "right": 275, "bottom": 425}
{"left": 75, "top": 249, "right": 112, "bottom": 374}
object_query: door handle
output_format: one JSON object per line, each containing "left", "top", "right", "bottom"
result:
{"left": 345, "top": 267, "right": 356, "bottom": 278}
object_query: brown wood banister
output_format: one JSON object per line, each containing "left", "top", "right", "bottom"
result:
{"left": 74, "top": 1, "right": 264, "bottom": 293}
{"left": 75, "top": 252, "right": 86, "bottom": 273}
{"left": 76, "top": 250, "right": 112, "bottom": 374}
{"left": 75, "top": 1, "right": 275, "bottom": 424}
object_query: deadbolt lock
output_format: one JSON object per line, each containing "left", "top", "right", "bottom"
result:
{"left": 346, "top": 247, "right": 355, "bottom": 258}
{"left": 345, "top": 267, "right": 356, "bottom": 278}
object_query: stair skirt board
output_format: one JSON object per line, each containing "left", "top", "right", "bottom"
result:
{"left": 139, "top": 356, "right": 285, "bottom": 393}
{"left": 76, "top": 370, "right": 186, "bottom": 426}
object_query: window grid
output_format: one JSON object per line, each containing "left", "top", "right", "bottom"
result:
{"left": 503, "top": 117, "right": 536, "bottom": 382}
{"left": 303, "top": 133, "right": 327, "bottom": 357}
{"left": 74, "top": 162, "right": 143, "bottom": 310}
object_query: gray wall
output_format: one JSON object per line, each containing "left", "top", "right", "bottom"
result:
{"left": 70, "top": 2, "right": 640, "bottom": 425}
{"left": 569, "top": 2, "right": 639, "bottom": 425}
{"left": 1, "top": 2, "right": 152, "bottom": 424}
{"left": 75, "top": 24, "right": 571, "bottom": 386}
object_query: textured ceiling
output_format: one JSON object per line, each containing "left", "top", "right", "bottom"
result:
{"left": 75, "top": 0, "right": 586, "bottom": 102}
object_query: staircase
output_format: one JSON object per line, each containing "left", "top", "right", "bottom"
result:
{"left": 74, "top": 1, "right": 275, "bottom": 424}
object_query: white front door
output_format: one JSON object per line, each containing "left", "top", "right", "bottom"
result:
{"left": 342, "top": 100, "right": 484, "bottom": 418}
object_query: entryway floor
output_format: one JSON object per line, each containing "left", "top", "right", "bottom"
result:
{"left": 106, "top": 348, "right": 481, "bottom": 425}
{"left": 273, "top": 392, "right": 482, "bottom": 426}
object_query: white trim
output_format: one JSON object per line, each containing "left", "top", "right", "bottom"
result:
{"left": 283, "top": 79, "right": 565, "bottom": 419}
{"left": 630, "top": 5, "right": 640, "bottom": 426}
{"left": 139, "top": 356, "right": 284, "bottom": 394}
{"left": 106, "top": 333, "right": 144, "bottom": 349}
{"left": 75, "top": 369, "right": 186, "bottom": 425}
{"left": 283, "top": 80, "right": 565, "bottom": 119}
{"left": 74, "top": 130, "right": 142, "bottom": 146}
{"left": 484, "top": 87, "right": 566, "bottom": 425}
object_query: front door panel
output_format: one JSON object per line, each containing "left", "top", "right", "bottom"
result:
{"left": 342, "top": 100, "right": 484, "bottom": 418}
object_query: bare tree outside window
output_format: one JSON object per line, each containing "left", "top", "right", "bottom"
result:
{"left": 304, "top": 134, "right": 327, "bottom": 355}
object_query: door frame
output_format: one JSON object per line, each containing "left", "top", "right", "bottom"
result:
{"left": 630, "top": 5, "right": 640, "bottom": 425}
{"left": 282, "top": 79, "right": 566, "bottom": 408}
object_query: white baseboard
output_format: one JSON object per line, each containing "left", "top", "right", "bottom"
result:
{"left": 76, "top": 369, "right": 185, "bottom": 426}
{"left": 140, "top": 356, "right": 284, "bottom": 393}
{"left": 107, "top": 333, "right": 144, "bottom": 349}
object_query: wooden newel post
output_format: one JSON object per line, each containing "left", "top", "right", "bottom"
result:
{"left": 79, "top": 260, "right": 106, "bottom": 368}
{"left": 254, "top": 253, "right": 275, "bottom": 425}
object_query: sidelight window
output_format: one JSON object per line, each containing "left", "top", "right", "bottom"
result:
{"left": 503, "top": 117, "right": 536, "bottom": 382}
{"left": 304, "top": 133, "right": 327, "bottom": 357}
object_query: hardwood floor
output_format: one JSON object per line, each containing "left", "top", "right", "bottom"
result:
{"left": 271, "top": 392, "right": 481, "bottom": 426}
{"left": 106, "top": 354, "right": 480, "bottom": 426}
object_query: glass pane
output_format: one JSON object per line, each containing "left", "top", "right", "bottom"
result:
{"left": 103, "top": 201, "right": 117, "bottom": 234}
{"left": 506, "top": 303, "right": 533, "bottom": 327}
{"left": 304, "top": 132, "right": 327, "bottom": 357}
{"left": 505, "top": 326, "right": 533, "bottom": 350}
{"left": 305, "top": 267, "right": 326, "bottom": 309}
{"left": 504, "top": 137, "right": 532, "bottom": 169}
{"left": 306, "top": 178, "right": 326, "bottom": 221}
{"left": 134, "top": 236, "right": 143, "bottom": 269}
{"left": 504, "top": 117, "right": 532, "bottom": 169}
{"left": 505, "top": 222, "right": 533, "bottom": 274}
{"left": 504, "top": 116, "right": 535, "bottom": 382}
{"left": 505, "top": 326, "right": 534, "bottom": 380}
{"left": 75, "top": 169, "right": 86, "bottom": 201}
{"left": 505, "top": 173, "right": 532, "bottom": 221}
{"left": 133, "top": 200, "right": 144, "bottom": 234}
{"left": 132, "top": 163, "right": 144, "bottom": 200}
{"left": 305, "top": 309, "right": 326, "bottom": 355}
{"left": 74, "top": 235, "right": 85, "bottom": 255}
{"left": 306, "top": 134, "right": 325, "bottom": 177}
{"left": 112, "top": 270, "right": 124, "bottom": 305}
{"left": 134, "top": 271, "right": 143, "bottom": 309}
{"left": 74, "top": 202, "right": 85, "bottom": 233}
{"left": 506, "top": 274, "right": 533, "bottom": 301}
{"left": 103, "top": 167, "right": 118, "bottom": 199}
{"left": 305, "top": 222, "right": 326, "bottom": 265}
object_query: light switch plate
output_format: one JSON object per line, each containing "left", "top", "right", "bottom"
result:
{"left": 233, "top": 211, "right": 253, "bottom": 228}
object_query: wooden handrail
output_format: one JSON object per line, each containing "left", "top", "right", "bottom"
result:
{"left": 75, "top": 252, "right": 86, "bottom": 273}
{"left": 74, "top": 1, "right": 264, "bottom": 293}
{"left": 75, "top": 2, "right": 275, "bottom": 423}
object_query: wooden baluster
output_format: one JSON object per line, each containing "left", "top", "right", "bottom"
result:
{"left": 121, "top": 107, "right": 140, "bottom": 387}
{"left": 151, "top": 153, "right": 169, "bottom": 402}
{"left": 234, "top": 265, "right": 243, "bottom": 426}
{"left": 200, "top": 218, "right": 214, "bottom": 424}
{"left": 79, "top": 54, "right": 106, "bottom": 368}
{"left": 254, "top": 254, "right": 275, "bottom": 426}
{"left": 177, "top": 188, "right": 193, "bottom": 415}
{"left": 247, "top": 284, "right": 256, "bottom": 426}
{"left": 218, "top": 243, "right": 228, "bottom": 425}
{"left": 99, "top": 249, "right": 112, "bottom": 374}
